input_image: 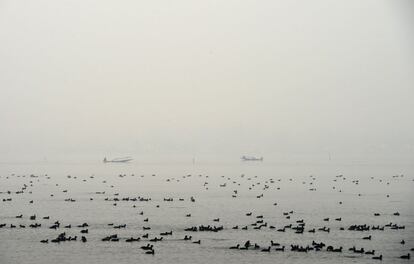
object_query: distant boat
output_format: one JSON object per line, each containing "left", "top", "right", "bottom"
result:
{"left": 103, "top": 157, "right": 133, "bottom": 163}
{"left": 241, "top": 156, "right": 263, "bottom": 161}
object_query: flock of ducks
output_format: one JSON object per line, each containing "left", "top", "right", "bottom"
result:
{"left": 0, "top": 169, "right": 412, "bottom": 262}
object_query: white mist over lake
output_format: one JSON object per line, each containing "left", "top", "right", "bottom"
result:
{"left": 1, "top": 0, "right": 413, "bottom": 163}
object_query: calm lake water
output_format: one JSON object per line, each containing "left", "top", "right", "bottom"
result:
{"left": 0, "top": 161, "right": 413, "bottom": 264}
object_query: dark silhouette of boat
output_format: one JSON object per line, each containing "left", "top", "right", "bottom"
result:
{"left": 103, "top": 157, "right": 133, "bottom": 163}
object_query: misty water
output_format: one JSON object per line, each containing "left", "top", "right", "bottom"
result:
{"left": 0, "top": 160, "right": 413, "bottom": 264}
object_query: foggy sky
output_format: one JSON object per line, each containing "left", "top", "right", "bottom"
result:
{"left": 1, "top": 0, "right": 413, "bottom": 162}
